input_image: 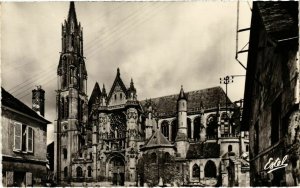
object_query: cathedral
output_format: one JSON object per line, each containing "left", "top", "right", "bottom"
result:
{"left": 54, "top": 2, "right": 249, "bottom": 187}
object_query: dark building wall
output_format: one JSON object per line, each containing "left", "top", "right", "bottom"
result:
{"left": 47, "top": 142, "right": 54, "bottom": 171}
{"left": 243, "top": 2, "right": 299, "bottom": 186}
{"left": 2, "top": 160, "right": 47, "bottom": 185}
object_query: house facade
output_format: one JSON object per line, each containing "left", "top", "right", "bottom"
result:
{"left": 242, "top": 1, "right": 299, "bottom": 186}
{"left": 1, "top": 86, "right": 51, "bottom": 186}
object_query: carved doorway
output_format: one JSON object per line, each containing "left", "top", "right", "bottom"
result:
{"left": 110, "top": 156, "right": 125, "bottom": 186}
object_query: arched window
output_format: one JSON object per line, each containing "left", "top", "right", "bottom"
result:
{"left": 171, "top": 119, "right": 178, "bottom": 142}
{"left": 114, "top": 94, "right": 117, "bottom": 100}
{"left": 63, "top": 148, "right": 67, "bottom": 159}
{"left": 192, "top": 164, "right": 200, "bottom": 178}
{"left": 88, "top": 166, "right": 92, "bottom": 177}
{"left": 64, "top": 166, "right": 68, "bottom": 178}
{"left": 246, "top": 145, "right": 249, "bottom": 152}
{"left": 220, "top": 113, "right": 230, "bottom": 135}
{"left": 76, "top": 166, "right": 83, "bottom": 177}
{"left": 120, "top": 93, "right": 122, "bottom": 99}
{"left": 204, "top": 160, "right": 217, "bottom": 178}
{"left": 228, "top": 145, "right": 232, "bottom": 152}
{"left": 150, "top": 153, "right": 157, "bottom": 163}
{"left": 194, "top": 117, "right": 201, "bottom": 141}
{"left": 161, "top": 120, "right": 169, "bottom": 138}
{"left": 206, "top": 115, "right": 218, "bottom": 139}
{"left": 187, "top": 118, "right": 192, "bottom": 139}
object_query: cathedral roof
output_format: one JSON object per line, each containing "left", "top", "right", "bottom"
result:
{"left": 1, "top": 87, "right": 51, "bottom": 124}
{"left": 141, "top": 130, "right": 174, "bottom": 150}
{"left": 186, "top": 142, "right": 220, "bottom": 159}
{"left": 140, "top": 86, "right": 232, "bottom": 118}
{"left": 88, "top": 82, "right": 101, "bottom": 111}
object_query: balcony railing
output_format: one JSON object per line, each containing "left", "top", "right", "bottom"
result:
{"left": 100, "top": 133, "right": 126, "bottom": 140}
{"left": 207, "top": 135, "right": 217, "bottom": 140}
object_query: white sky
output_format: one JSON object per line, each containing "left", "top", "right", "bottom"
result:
{"left": 1, "top": 1, "right": 252, "bottom": 144}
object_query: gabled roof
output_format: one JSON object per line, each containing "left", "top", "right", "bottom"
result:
{"left": 1, "top": 87, "right": 51, "bottom": 124}
{"left": 256, "top": 2, "right": 298, "bottom": 41}
{"left": 107, "top": 68, "right": 128, "bottom": 102}
{"left": 186, "top": 142, "right": 220, "bottom": 159}
{"left": 141, "top": 130, "right": 174, "bottom": 150}
{"left": 140, "top": 86, "right": 232, "bottom": 118}
{"left": 88, "top": 82, "right": 101, "bottom": 111}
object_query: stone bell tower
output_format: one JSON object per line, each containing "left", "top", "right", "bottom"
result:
{"left": 176, "top": 86, "right": 189, "bottom": 158}
{"left": 54, "top": 2, "right": 88, "bottom": 183}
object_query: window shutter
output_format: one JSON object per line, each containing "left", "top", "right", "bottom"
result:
{"left": 6, "top": 171, "right": 14, "bottom": 186}
{"left": 27, "top": 127, "right": 34, "bottom": 153}
{"left": 25, "top": 172, "right": 32, "bottom": 186}
{"left": 14, "top": 122, "right": 22, "bottom": 151}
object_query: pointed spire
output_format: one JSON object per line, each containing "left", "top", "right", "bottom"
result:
{"left": 67, "top": 2, "right": 78, "bottom": 25}
{"left": 117, "top": 67, "right": 120, "bottom": 77}
{"left": 102, "top": 83, "right": 107, "bottom": 97}
{"left": 178, "top": 85, "right": 187, "bottom": 101}
{"left": 129, "top": 78, "right": 136, "bottom": 91}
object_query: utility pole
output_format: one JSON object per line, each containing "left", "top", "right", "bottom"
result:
{"left": 220, "top": 74, "right": 245, "bottom": 115}
{"left": 220, "top": 76, "right": 234, "bottom": 116}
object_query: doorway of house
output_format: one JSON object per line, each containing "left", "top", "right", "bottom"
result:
{"left": 14, "top": 171, "right": 26, "bottom": 187}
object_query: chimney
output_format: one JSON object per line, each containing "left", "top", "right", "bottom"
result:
{"left": 32, "top": 85, "right": 45, "bottom": 116}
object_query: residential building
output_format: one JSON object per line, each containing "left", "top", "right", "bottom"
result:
{"left": 1, "top": 86, "right": 51, "bottom": 186}
{"left": 242, "top": 1, "right": 299, "bottom": 186}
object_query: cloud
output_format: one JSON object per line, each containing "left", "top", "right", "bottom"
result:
{"left": 1, "top": 2, "right": 251, "bottom": 144}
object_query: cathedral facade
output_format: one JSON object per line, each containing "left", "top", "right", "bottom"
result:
{"left": 54, "top": 2, "right": 249, "bottom": 187}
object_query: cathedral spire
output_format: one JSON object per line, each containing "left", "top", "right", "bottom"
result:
{"left": 117, "top": 67, "right": 120, "bottom": 77}
{"left": 129, "top": 78, "right": 136, "bottom": 91}
{"left": 67, "top": 2, "right": 78, "bottom": 26}
{"left": 178, "top": 85, "right": 187, "bottom": 101}
{"left": 127, "top": 78, "right": 137, "bottom": 100}
{"left": 102, "top": 84, "right": 107, "bottom": 97}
